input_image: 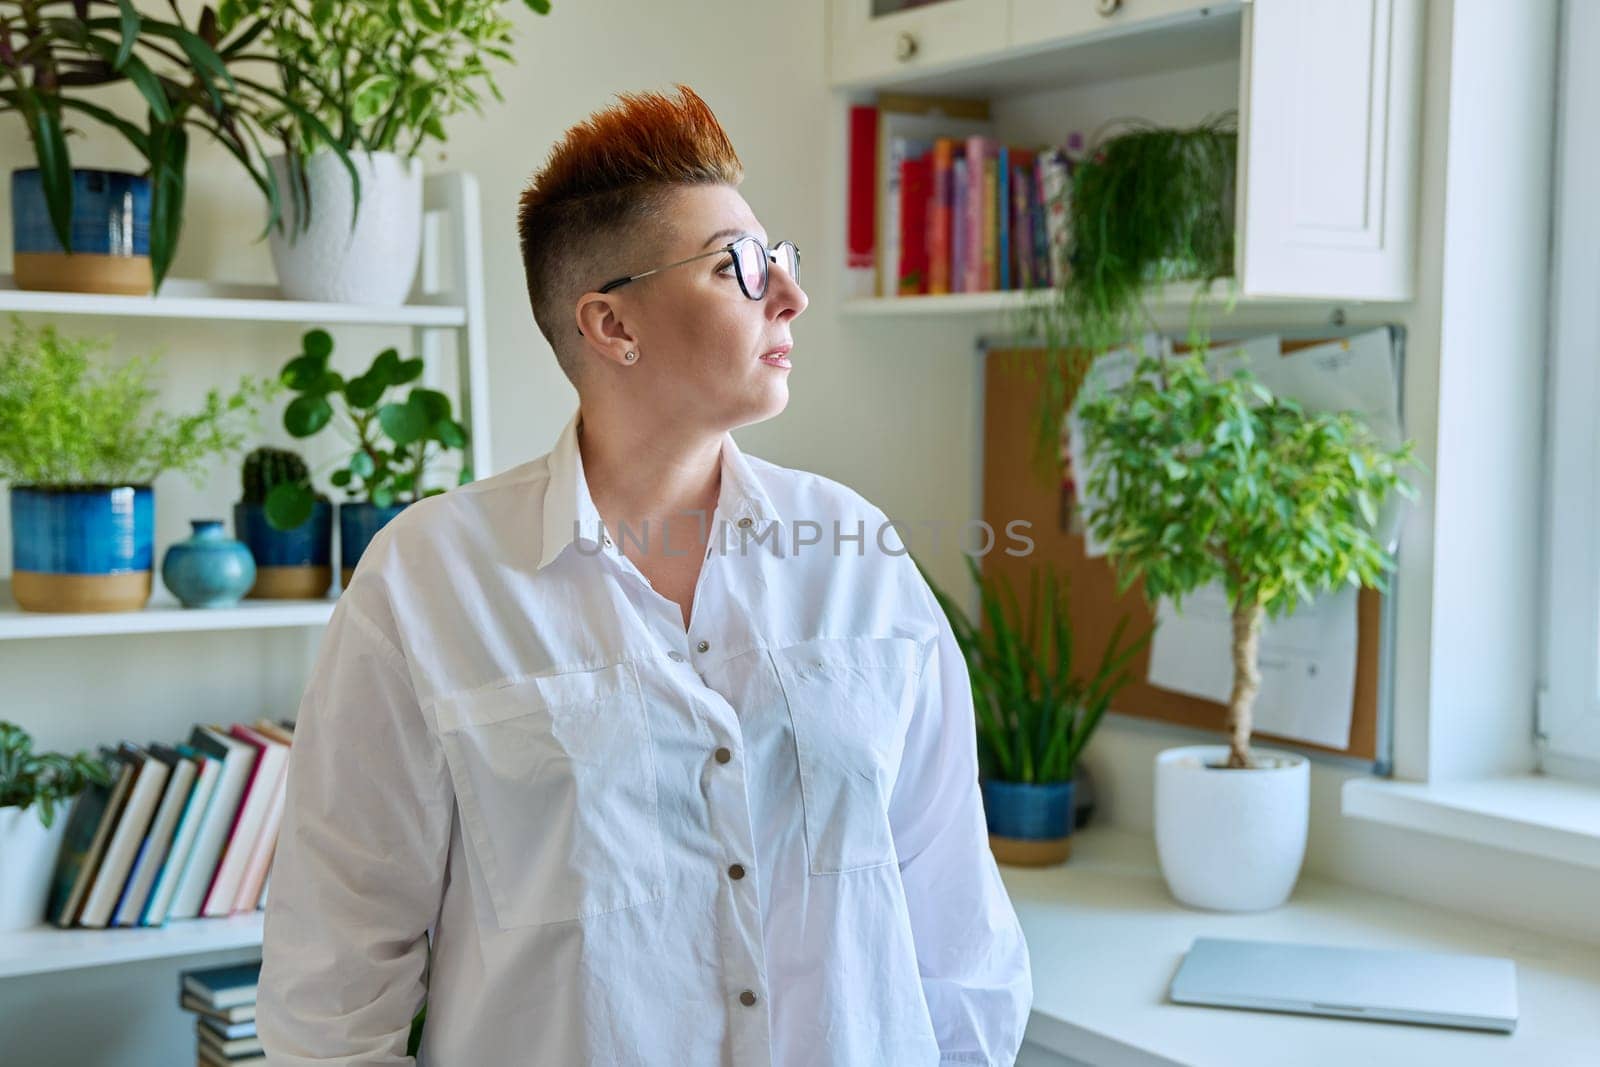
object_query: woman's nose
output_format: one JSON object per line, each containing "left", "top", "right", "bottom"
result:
{"left": 768, "top": 264, "right": 807, "bottom": 319}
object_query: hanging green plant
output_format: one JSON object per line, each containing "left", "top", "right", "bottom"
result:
{"left": 1011, "top": 113, "right": 1240, "bottom": 481}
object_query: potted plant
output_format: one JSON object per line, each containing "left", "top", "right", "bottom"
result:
{"left": 237, "top": 0, "right": 552, "bottom": 304}
{"left": 920, "top": 553, "right": 1148, "bottom": 867}
{"left": 0, "top": 721, "right": 111, "bottom": 930}
{"left": 0, "top": 315, "right": 278, "bottom": 612}
{"left": 1074, "top": 348, "right": 1416, "bottom": 910}
{"left": 233, "top": 446, "right": 333, "bottom": 599}
{"left": 1013, "top": 114, "right": 1237, "bottom": 478}
{"left": 0, "top": 1, "right": 348, "bottom": 294}
{"left": 273, "top": 328, "right": 471, "bottom": 584}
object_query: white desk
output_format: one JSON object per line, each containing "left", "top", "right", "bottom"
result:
{"left": 1000, "top": 828, "right": 1600, "bottom": 1067}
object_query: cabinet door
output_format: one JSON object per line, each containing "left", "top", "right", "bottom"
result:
{"left": 1237, "top": 0, "right": 1425, "bottom": 301}
{"left": 1010, "top": 0, "right": 1220, "bottom": 52}
{"left": 829, "top": 0, "right": 1009, "bottom": 88}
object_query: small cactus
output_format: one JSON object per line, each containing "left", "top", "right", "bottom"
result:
{"left": 242, "top": 447, "right": 310, "bottom": 504}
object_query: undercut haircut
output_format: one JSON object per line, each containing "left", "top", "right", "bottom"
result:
{"left": 517, "top": 84, "right": 744, "bottom": 385}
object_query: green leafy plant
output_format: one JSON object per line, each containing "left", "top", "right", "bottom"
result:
{"left": 240, "top": 445, "right": 327, "bottom": 530}
{"left": 1075, "top": 350, "right": 1417, "bottom": 770}
{"left": 0, "top": 721, "right": 112, "bottom": 829}
{"left": 919, "top": 553, "right": 1149, "bottom": 785}
{"left": 0, "top": 314, "right": 279, "bottom": 486}
{"left": 0, "top": 1, "right": 354, "bottom": 288}
{"left": 1013, "top": 114, "right": 1238, "bottom": 478}
{"left": 272, "top": 327, "right": 471, "bottom": 521}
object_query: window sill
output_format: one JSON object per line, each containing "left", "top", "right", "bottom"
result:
{"left": 1341, "top": 774, "right": 1600, "bottom": 869}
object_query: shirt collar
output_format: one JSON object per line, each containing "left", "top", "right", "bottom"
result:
{"left": 537, "top": 407, "right": 782, "bottom": 573}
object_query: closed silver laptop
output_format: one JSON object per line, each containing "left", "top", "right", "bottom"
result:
{"left": 1168, "top": 937, "right": 1519, "bottom": 1033}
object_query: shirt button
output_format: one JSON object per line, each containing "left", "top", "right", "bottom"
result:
{"left": 728, "top": 863, "right": 745, "bottom": 880}
{"left": 714, "top": 747, "right": 732, "bottom": 764}
{"left": 696, "top": 639, "right": 710, "bottom": 653}
{"left": 667, "top": 650, "right": 685, "bottom": 662}
{"left": 739, "top": 990, "right": 758, "bottom": 1007}
{"left": 737, "top": 517, "right": 753, "bottom": 529}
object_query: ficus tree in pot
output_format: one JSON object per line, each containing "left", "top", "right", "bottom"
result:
{"left": 1074, "top": 348, "right": 1417, "bottom": 769}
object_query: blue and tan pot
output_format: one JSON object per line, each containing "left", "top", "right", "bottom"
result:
{"left": 982, "top": 778, "right": 1077, "bottom": 867}
{"left": 338, "top": 501, "right": 408, "bottom": 587}
{"left": 161, "top": 520, "right": 256, "bottom": 609}
{"left": 11, "top": 168, "right": 152, "bottom": 295}
{"left": 9, "top": 485, "right": 155, "bottom": 613}
{"left": 234, "top": 500, "right": 333, "bottom": 599}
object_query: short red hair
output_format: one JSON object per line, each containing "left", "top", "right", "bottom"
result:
{"left": 518, "top": 84, "right": 744, "bottom": 383}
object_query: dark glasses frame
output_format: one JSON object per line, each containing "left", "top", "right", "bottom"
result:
{"left": 596, "top": 235, "right": 801, "bottom": 300}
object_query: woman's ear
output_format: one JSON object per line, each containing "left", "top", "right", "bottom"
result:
{"left": 575, "top": 293, "right": 641, "bottom": 369}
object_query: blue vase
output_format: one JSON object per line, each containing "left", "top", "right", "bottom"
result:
{"left": 10, "top": 485, "right": 155, "bottom": 613}
{"left": 11, "top": 168, "right": 153, "bottom": 295}
{"left": 234, "top": 500, "right": 333, "bottom": 599}
{"left": 982, "top": 778, "right": 1077, "bottom": 867}
{"left": 339, "top": 501, "right": 408, "bottom": 586}
{"left": 161, "top": 520, "right": 256, "bottom": 609}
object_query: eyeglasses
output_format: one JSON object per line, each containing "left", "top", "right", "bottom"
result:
{"left": 597, "top": 236, "right": 801, "bottom": 301}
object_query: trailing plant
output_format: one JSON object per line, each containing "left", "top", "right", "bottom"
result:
{"left": 0, "top": 0, "right": 354, "bottom": 288}
{"left": 1012, "top": 114, "right": 1239, "bottom": 479}
{"left": 273, "top": 327, "right": 471, "bottom": 522}
{"left": 0, "top": 314, "right": 279, "bottom": 486}
{"left": 918, "top": 553, "right": 1149, "bottom": 785}
{"left": 1075, "top": 348, "right": 1417, "bottom": 770}
{"left": 0, "top": 720, "right": 112, "bottom": 829}
{"left": 240, "top": 444, "right": 327, "bottom": 531}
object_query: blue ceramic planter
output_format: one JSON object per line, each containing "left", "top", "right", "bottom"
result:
{"left": 983, "top": 778, "right": 1077, "bottom": 867}
{"left": 339, "top": 501, "right": 408, "bottom": 585}
{"left": 11, "top": 168, "right": 153, "bottom": 294}
{"left": 9, "top": 485, "right": 155, "bottom": 612}
{"left": 162, "top": 520, "right": 256, "bottom": 609}
{"left": 234, "top": 500, "right": 333, "bottom": 599}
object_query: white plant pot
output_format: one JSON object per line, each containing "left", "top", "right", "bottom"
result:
{"left": 267, "top": 150, "right": 423, "bottom": 306}
{"left": 0, "top": 805, "right": 68, "bottom": 930}
{"left": 1153, "top": 743, "right": 1310, "bottom": 912}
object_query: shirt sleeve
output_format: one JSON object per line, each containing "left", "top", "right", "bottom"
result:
{"left": 887, "top": 573, "right": 1035, "bottom": 1065}
{"left": 258, "top": 593, "right": 452, "bottom": 1065}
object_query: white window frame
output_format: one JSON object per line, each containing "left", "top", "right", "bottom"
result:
{"left": 1539, "top": 0, "right": 1600, "bottom": 778}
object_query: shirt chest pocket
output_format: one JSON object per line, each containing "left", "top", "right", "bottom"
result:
{"left": 771, "top": 636, "right": 921, "bottom": 876}
{"left": 433, "top": 661, "right": 666, "bottom": 928}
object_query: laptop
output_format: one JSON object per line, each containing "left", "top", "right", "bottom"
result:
{"left": 1168, "top": 937, "right": 1519, "bottom": 1033}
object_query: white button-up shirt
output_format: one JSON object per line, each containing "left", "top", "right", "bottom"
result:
{"left": 259, "top": 408, "right": 1033, "bottom": 1066}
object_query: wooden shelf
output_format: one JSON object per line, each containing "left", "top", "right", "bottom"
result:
{"left": 0, "top": 913, "right": 262, "bottom": 979}
{"left": 0, "top": 580, "right": 336, "bottom": 640}
{"left": 0, "top": 274, "right": 466, "bottom": 328}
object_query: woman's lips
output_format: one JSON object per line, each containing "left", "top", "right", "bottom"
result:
{"left": 759, "top": 344, "right": 792, "bottom": 369}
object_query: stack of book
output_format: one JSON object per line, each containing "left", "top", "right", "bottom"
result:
{"left": 846, "top": 95, "right": 1084, "bottom": 299}
{"left": 43, "top": 720, "right": 295, "bottom": 929}
{"left": 182, "top": 960, "right": 264, "bottom": 1066}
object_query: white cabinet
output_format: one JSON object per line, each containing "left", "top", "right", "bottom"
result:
{"left": 1237, "top": 0, "right": 1425, "bottom": 301}
{"left": 828, "top": 0, "right": 1009, "bottom": 88}
{"left": 1009, "top": 0, "right": 1218, "bottom": 52}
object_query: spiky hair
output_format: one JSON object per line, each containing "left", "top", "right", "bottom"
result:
{"left": 517, "top": 84, "right": 744, "bottom": 384}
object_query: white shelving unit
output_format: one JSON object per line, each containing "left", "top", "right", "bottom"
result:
{"left": 0, "top": 171, "right": 492, "bottom": 977}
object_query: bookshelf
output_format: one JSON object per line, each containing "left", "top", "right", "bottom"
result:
{"left": 0, "top": 914, "right": 264, "bottom": 981}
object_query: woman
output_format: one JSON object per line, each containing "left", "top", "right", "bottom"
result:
{"left": 259, "top": 84, "right": 1032, "bottom": 1066}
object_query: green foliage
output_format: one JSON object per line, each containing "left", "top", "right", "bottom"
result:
{"left": 0, "top": 1, "right": 357, "bottom": 288}
{"left": 232, "top": 0, "right": 552, "bottom": 160}
{"left": 0, "top": 721, "right": 113, "bottom": 830}
{"left": 1076, "top": 351, "right": 1417, "bottom": 622}
{"left": 918, "top": 553, "right": 1149, "bottom": 784}
{"left": 1013, "top": 115, "right": 1239, "bottom": 477}
{"left": 0, "top": 315, "right": 279, "bottom": 487}
{"left": 241, "top": 445, "right": 329, "bottom": 531}
{"left": 274, "top": 328, "right": 472, "bottom": 518}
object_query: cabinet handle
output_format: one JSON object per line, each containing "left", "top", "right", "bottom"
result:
{"left": 1097, "top": 0, "right": 1123, "bottom": 15}
{"left": 895, "top": 31, "right": 919, "bottom": 62}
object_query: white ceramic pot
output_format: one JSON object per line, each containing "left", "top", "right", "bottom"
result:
{"left": 1153, "top": 743, "right": 1309, "bottom": 912}
{"left": 267, "top": 150, "right": 423, "bottom": 306}
{"left": 0, "top": 805, "right": 69, "bottom": 930}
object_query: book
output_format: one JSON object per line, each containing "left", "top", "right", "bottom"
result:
{"left": 928, "top": 138, "right": 957, "bottom": 294}
{"left": 877, "top": 100, "right": 993, "bottom": 297}
{"left": 231, "top": 722, "right": 294, "bottom": 912}
{"left": 142, "top": 744, "right": 222, "bottom": 927}
{"left": 1011, "top": 152, "right": 1037, "bottom": 290}
{"left": 167, "top": 727, "right": 258, "bottom": 921}
{"left": 113, "top": 744, "right": 197, "bottom": 927}
{"left": 181, "top": 960, "right": 261, "bottom": 1010}
{"left": 202, "top": 724, "right": 289, "bottom": 917}
{"left": 846, "top": 104, "right": 879, "bottom": 300}
{"left": 951, "top": 157, "right": 969, "bottom": 293}
{"left": 180, "top": 991, "right": 257, "bottom": 1025}
{"left": 80, "top": 743, "right": 170, "bottom": 927}
{"left": 982, "top": 148, "right": 998, "bottom": 291}
{"left": 197, "top": 1023, "right": 263, "bottom": 1058}
{"left": 198, "top": 1014, "right": 258, "bottom": 1041}
{"left": 897, "top": 147, "right": 933, "bottom": 295}
{"left": 997, "top": 143, "right": 1011, "bottom": 291}
{"left": 45, "top": 750, "right": 133, "bottom": 927}
{"left": 197, "top": 1046, "right": 265, "bottom": 1067}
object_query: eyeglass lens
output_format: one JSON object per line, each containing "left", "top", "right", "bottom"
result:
{"left": 735, "top": 239, "right": 801, "bottom": 299}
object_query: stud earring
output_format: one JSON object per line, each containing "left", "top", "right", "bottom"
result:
{"left": 624, "top": 350, "right": 637, "bottom": 363}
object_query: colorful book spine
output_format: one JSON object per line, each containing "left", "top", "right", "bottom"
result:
{"left": 982, "top": 150, "right": 998, "bottom": 292}
{"left": 1032, "top": 150, "right": 1053, "bottom": 286}
{"left": 898, "top": 149, "right": 933, "bottom": 295}
{"left": 1012, "top": 155, "right": 1035, "bottom": 290}
{"left": 964, "top": 135, "right": 988, "bottom": 293}
{"left": 846, "top": 105, "right": 878, "bottom": 273}
{"left": 951, "top": 157, "right": 969, "bottom": 293}
{"left": 997, "top": 144, "right": 1011, "bottom": 291}
{"left": 929, "top": 138, "right": 956, "bottom": 295}
{"left": 142, "top": 746, "right": 221, "bottom": 927}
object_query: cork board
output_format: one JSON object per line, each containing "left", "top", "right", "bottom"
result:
{"left": 979, "top": 334, "right": 1400, "bottom": 766}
